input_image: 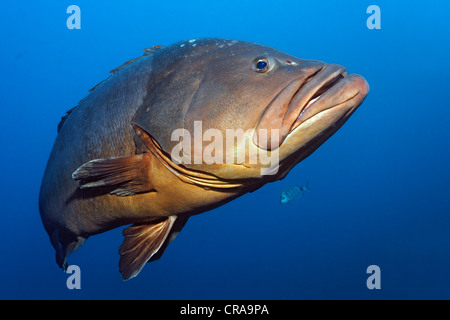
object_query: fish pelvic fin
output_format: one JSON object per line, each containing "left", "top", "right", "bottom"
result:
{"left": 118, "top": 216, "right": 177, "bottom": 281}
{"left": 72, "top": 153, "right": 155, "bottom": 196}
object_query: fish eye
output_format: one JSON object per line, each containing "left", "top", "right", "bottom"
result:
{"left": 253, "top": 58, "right": 270, "bottom": 73}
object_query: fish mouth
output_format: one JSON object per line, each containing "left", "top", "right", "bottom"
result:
{"left": 253, "top": 64, "right": 369, "bottom": 150}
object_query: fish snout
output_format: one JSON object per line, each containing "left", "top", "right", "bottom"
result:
{"left": 253, "top": 62, "right": 369, "bottom": 152}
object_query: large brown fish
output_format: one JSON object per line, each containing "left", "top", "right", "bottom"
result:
{"left": 39, "top": 38, "right": 369, "bottom": 280}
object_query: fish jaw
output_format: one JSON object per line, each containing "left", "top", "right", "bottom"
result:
{"left": 276, "top": 71, "right": 369, "bottom": 168}
{"left": 253, "top": 63, "right": 369, "bottom": 152}
{"left": 289, "top": 72, "right": 369, "bottom": 133}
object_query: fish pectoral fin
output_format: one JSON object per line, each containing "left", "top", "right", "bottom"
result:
{"left": 72, "top": 153, "right": 154, "bottom": 196}
{"left": 119, "top": 216, "right": 177, "bottom": 281}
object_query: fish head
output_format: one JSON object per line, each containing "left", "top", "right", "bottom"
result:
{"left": 134, "top": 38, "right": 369, "bottom": 183}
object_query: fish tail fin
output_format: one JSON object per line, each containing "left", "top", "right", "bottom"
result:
{"left": 304, "top": 180, "right": 311, "bottom": 192}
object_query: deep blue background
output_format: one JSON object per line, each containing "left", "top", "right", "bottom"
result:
{"left": 1, "top": 0, "right": 449, "bottom": 299}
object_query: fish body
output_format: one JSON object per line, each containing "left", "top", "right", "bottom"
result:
{"left": 281, "top": 184, "right": 310, "bottom": 204}
{"left": 39, "top": 38, "right": 369, "bottom": 280}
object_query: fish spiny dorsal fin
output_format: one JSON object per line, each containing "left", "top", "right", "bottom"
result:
{"left": 119, "top": 216, "right": 176, "bottom": 281}
{"left": 109, "top": 46, "right": 164, "bottom": 74}
{"left": 57, "top": 106, "right": 77, "bottom": 133}
{"left": 88, "top": 46, "right": 165, "bottom": 92}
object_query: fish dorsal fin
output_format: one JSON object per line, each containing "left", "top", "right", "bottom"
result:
{"left": 119, "top": 216, "right": 176, "bottom": 280}
{"left": 57, "top": 106, "right": 77, "bottom": 133}
{"left": 88, "top": 46, "right": 165, "bottom": 92}
{"left": 72, "top": 153, "right": 154, "bottom": 196}
{"left": 109, "top": 46, "right": 164, "bottom": 74}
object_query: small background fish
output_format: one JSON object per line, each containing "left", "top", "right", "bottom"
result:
{"left": 280, "top": 182, "right": 310, "bottom": 204}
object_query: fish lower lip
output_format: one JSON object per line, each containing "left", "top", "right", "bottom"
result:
{"left": 252, "top": 64, "right": 368, "bottom": 151}
{"left": 300, "top": 73, "right": 345, "bottom": 114}
{"left": 279, "top": 64, "right": 348, "bottom": 137}
{"left": 288, "top": 72, "right": 368, "bottom": 133}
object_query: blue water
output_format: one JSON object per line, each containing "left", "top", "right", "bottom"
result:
{"left": 1, "top": 0, "right": 449, "bottom": 299}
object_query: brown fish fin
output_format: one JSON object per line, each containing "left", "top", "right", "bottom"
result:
{"left": 148, "top": 215, "right": 189, "bottom": 263}
{"left": 109, "top": 46, "right": 164, "bottom": 74}
{"left": 119, "top": 216, "right": 176, "bottom": 281}
{"left": 88, "top": 46, "right": 164, "bottom": 92}
{"left": 72, "top": 153, "right": 154, "bottom": 196}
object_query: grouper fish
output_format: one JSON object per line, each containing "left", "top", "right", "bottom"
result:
{"left": 39, "top": 38, "right": 369, "bottom": 280}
